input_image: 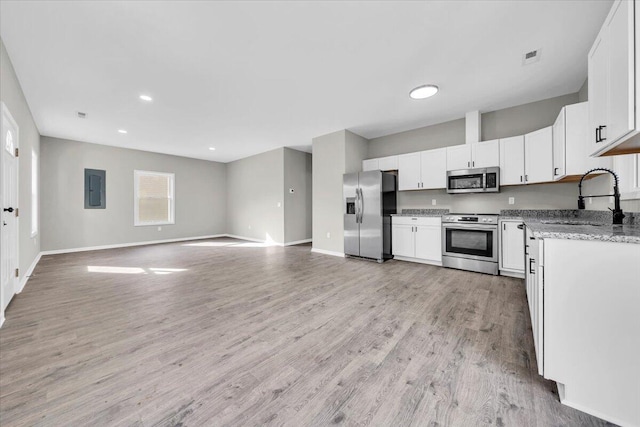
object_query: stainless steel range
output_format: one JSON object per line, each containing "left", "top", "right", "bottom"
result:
{"left": 441, "top": 213, "right": 499, "bottom": 275}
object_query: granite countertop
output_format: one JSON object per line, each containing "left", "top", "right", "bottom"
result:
{"left": 499, "top": 209, "right": 640, "bottom": 244}
{"left": 391, "top": 209, "right": 449, "bottom": 217}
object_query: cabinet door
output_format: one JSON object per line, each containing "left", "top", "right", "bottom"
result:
{"left": 392, "top": 224, "right": 415, "bottom": 257}
{"left": 472, "top": 139, "right": 500, "bottom": 168}
{"left": 398, "top": 153, "right": 421, "bottom": 191}
{"left": 446, "top": 145, "right": 472, "bottom": 170}
{"left": 552, "top": 108, "right": 566, "bottom": 179}
{"left": 420, "top": 148, "right": 447, "bottom": 189}
{"left": 415, "top": 225, "right": 442, "bottom": 262}
{"left": 525, "top": 127, "right": 554, "bottom": 184}
{"left": 362, "top": 159, "right": 379, "bottom": 171}
{"left": 501, "top": 221, "right": 525, "bottom": 272}
{"left": 607, "top": 0, "right": 635, "bottom": 145}
{"left": 588, "top": 33, "right": 609, "bottom": 156}
{"left": 378, "top": 156, "right": 398, "bottom": 171}
{"left": 499, "top": 136, "right": 525, "bottom": 186}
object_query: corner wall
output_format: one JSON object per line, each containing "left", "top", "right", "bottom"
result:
{"left": 283, "top": 148, "right": 312, "bottom": 244}
{"left": 40, "top": 137, "right": 227, "bottom": 251}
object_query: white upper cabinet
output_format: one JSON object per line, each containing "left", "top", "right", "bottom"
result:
{"left": 614, "top": 153, "right": 640, "bottom": 200}
{"left": 398, "top": 152, "right": 421, "bottom": 190}
{"left": 589, "top": 0, "right": 639, "bottom": 156}
{"left": 525, "top": 127, "right": 554, "bottom": 184}
{"left": 420, "top": 148, "right": 447, "bottom": 189}
{"left": 554, "top": 102, "right": 611, "bottom": 181}
{"left": 378, "top": 155, "right": 398, "bottom": 171}
{"left": 499, "top": 135, "right": 526, "bottom": 186}
{"left": 362, "top": 155, "right": 398, "bottom": 172}
{"left": 446, "top": 144, "right": 472, "bottom": 170}
{"left": 362, "top": 158, "right": 379, "bottom": 171}
{"left": 472, "top": 139, "right": 500, "bottom": 168}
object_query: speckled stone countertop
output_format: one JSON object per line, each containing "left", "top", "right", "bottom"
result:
{"left": 499, "top": 209, "right": 640, "bottom": 244}
{"left": 391, "top": 209, "right": 449, "bottom": 217}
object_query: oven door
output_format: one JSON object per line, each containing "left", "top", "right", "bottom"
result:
{"left": 442, "top": 223, "right": 498, "bottom": 262}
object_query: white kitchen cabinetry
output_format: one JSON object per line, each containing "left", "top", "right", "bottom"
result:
{"left": 614, "top": 153, "right": 640, "bottom": 200}
{"left": 362, "top": 155, "right": 398, "bottom": 172}
{"left": 499, "top": 136, "right": 526, "bottom": 185}
{"left": 524, "top": 226, "right": 544, "bottom": 376}
{"left": 542, "top": 238, "right": 640, "bottom": 427}
{"left": 392, "top": 216, "right": 442, "bottom": 265}
{"left": 589, "top": 0, "right": 640, "bottom": 156}
{"left": 362, "top": 159, "right": 379, "bottom": 171}
{"left": 499, "top": 220, "right": 524, "bottom": 277}
{"left": 446, "top": 140, "right": 499, "bottom": 171}
{"left": 553, "top": 102, "right": 611, "bottom": 180}
{"left": 397, "top": 153, "right": 421, "bottom": 190}
{"left": 524, "top": 127, "right": 554, "bottom": 184}
{"left": 420, "top": 148, "right": 447, "bottom": 189}
{"left": 398, "top": 149, "right": 446, "bottom": 190}
{"left": 446, "top": 144, "right": 472, "bottom": 170}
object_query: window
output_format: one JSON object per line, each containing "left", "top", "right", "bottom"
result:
{"left": 31, "top": 149, "right": 38, "bottom": 237}
{"left": 134, "top": 170, "right": 175, "bottom": 226}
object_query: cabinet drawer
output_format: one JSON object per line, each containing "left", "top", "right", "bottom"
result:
{"left": 392, "top": 216, "right": 441, "bottom": 226}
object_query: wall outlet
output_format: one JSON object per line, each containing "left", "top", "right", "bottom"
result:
{"left": 249, "top": 225, "right": 252, "bottom": 230}
{"left": 589, "top": 197, "right": 593, "bottom": 204}
{"left": 157, "top": 226, "right": 162, "bottom": 231}
{"left": 277, "top": 202, "right": 281, "bottom": 208}
{"left": 326, "top": 232, "right": 331, "bottom": 239}
{"left": 431, "top": 199, "right": 437, "bottom": 206}
{"left": 508, "top": 197, "right": 515, "bottom": 205}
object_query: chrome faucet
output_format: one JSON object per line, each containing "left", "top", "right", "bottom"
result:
{"left": 578, "top": 168, "right": 625, "bottom": 225}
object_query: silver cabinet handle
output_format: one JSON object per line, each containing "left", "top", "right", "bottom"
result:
{"left": 467, "top": 161, "right": 470, "bottom": 167}
{"left": 472, "top": 161, "right": 475, "bottom": 167}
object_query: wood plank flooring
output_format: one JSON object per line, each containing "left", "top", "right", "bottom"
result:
{"left": 0, "top": 238, "right": 613, "bottom": 426}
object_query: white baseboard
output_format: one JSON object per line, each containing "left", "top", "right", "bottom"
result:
{"left": 284, "top": 238, "right": 312, "bottom": 246}
{"left": 0, "top": 314, "right": 4, "bottom": 328}
{"left": 393, "top": 255, "right": 442, "bottom": 266}
{"left": 17, "top": 252, "right": 42, "bottom": 294}
{"left": 311, "top": 247, "right": 345, "bottom": 258}
{"left": 225, "top": 234, "right": 271, "bottom": 244}
{"left": 40, "top": 234, "right": 228, "bottom": 255}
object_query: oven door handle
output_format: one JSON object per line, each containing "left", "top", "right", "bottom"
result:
{"left": 442, "top": 223, "right": 497, "bottom": 230}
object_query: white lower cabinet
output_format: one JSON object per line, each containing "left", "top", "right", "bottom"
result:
{"left": 392, "top": 216, "right": 442, "bottom": 265}
{"left": 499, "top": 220, "right": 525, "bottom": 276}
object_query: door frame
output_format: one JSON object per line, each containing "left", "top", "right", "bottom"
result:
{"left": 1, "top": 101, "right": 20, "bottom": 320}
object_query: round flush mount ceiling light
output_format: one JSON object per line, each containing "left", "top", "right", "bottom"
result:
{"left": 209, "top": 147, "right": 216, "bottom": 151}
{"left": 118, "top": 129, "right": 128, "bottom": 134}
{"left": 409, "top": 84, "right": 439, "bottom": 100}
{"left": 139, "top": 95, "right": 153, "bottom": 102}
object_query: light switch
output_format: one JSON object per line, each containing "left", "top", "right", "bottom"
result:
{"left": 277, "top": 202, "right": 281, "bottom": 208}
{"left": 431, "top": 199, "right": 437, "bottom": 206}
{"left": 326, "top": 232, "right": 331, "bottom": 239}
{"left": 508, "top": 197, "right": 515, "bottom": 205}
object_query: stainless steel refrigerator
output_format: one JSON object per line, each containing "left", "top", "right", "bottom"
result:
{"left": 343, "top": 170, "right": 397, "bottom": 262}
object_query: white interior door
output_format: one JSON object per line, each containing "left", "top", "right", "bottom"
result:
{"left": 1, "top": 103, "right": 19, "bottom": 313}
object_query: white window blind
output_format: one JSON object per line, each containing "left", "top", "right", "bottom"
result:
{"left": 134, "top": 170, "right": 175, "bottom": 226}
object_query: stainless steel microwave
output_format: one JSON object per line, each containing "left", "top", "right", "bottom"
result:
{"left": 446, "top": 167, "right": 500, "bottom": 194}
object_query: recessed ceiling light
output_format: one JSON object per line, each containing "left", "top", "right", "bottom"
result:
{"left": 118, "top": 129, "right": 128, "bottom": 134}
{"left": 409, "top": 85, "right": 439, "bottom": 100}
{"left": 139, "top": 95, "right": 153, "bottom": 102}
{"left": 209, "top": 147, "right": 216, "bottom": 151}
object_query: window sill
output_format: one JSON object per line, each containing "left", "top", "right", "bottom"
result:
{"left": 134, "top": 221, "right": 175, "bottom": 227}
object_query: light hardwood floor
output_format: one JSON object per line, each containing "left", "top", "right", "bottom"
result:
{"left": 0, "top": 238, "right": 612, "bottom": 426}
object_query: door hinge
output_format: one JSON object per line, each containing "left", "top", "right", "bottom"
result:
{"left": 15, "top": 148, "right": 19, "bottom": 157}
{"left": 15, "top": 268, "right": 19, "bottom": 278}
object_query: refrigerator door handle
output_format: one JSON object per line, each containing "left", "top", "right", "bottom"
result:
{"left": 356, "top": 188, "right": 362, "bottom": 223}
{"left": 358, "top": 188, "right": 364, "bottom": 224}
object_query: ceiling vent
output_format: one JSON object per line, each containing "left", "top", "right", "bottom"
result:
{"left": 522, "top": 49, "right": 542, "bottom": 65}
{"left": 77, "top": 111, "right": 87, "bottom": 119}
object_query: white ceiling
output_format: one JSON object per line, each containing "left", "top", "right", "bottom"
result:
{"left": 1, "top": 1, "right": 612, "bottom": 163}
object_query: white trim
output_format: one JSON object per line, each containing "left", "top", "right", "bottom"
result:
{"left": 225, "top": 234, "right": 271, "bottom": 244}
{"left": 559, "top": 398, "right": 630, "bottom": 427}
{"left": 499, "top": 270, "right": 525, "bottom": 279}
{"left": 310, "top": 247, "right": 345, "bottom": 257}
{"left": 133, "top": 170, "right": 175, "bottom": 227}
{"left": 392, "top": 255, "right": 442, "bottom": 266}
{"left": 284, "top": 238, "right": 312, "bottom": 246}
{"left": 0, "top": 313, "right": 4, "bottom": 328}
{"left": 40, "top": 234, "right": 227, "bottom": 255}
{"left": 17, "top": 252, "right": 41, "bottom": 293}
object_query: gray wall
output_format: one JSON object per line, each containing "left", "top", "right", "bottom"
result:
{"left": 1, "top": 39, "right": 40, "bottom": 288}
{"left": 312, "top": 130, "right": 347, "bottom": 254}
{"left": 283, "top": 148, "right": 312, "bottom": 243}
{"left": 345, "top": 131, "right": 369, "bottom": 173}
{"left": 40, "top": 137, "right": 227, "bottom": 251}
{"left": 226, "top": 148, "right": 285, "bottom": 244}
